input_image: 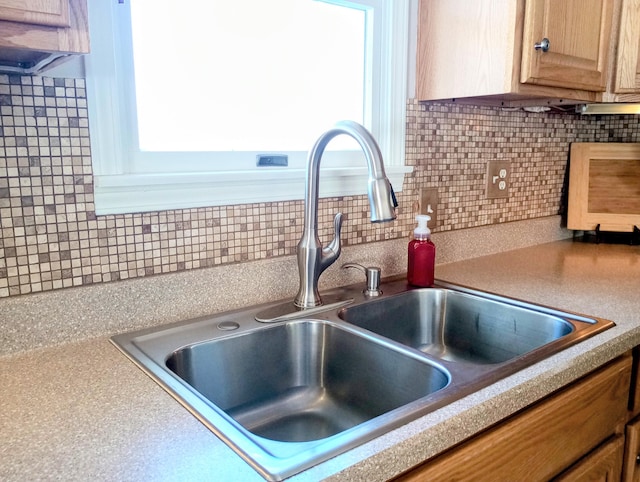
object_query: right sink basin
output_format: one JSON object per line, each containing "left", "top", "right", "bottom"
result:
{"left": 338, "top": 286, "right": 600, "bottom": 364}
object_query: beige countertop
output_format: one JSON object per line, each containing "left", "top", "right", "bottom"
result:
{"left": 2, "top": 237, "right": 640, "bottom": 481}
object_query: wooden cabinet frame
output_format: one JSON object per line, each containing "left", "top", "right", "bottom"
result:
{"left": 417, "top": 0, "right": 640, "bottom": 105}
{"left": 396, "top": 355, "right": 632, "bottom": 481}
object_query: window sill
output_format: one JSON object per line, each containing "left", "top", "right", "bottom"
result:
{"left": 94, "top": 166, "right": 412, "bottom": 215}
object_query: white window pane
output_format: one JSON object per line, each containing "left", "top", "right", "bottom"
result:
{"left": 130, "top": 0, "right": 366, "bottom": 153}
{"left": 84, "top": 0, "right": 411, "bottom": 214}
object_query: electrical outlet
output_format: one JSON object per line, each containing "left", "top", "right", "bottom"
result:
{"left": 486, "top": 160, "right": 510, "bottom": 199}
{"left": 420, "top": 187, "right": 438, "bottom": 227}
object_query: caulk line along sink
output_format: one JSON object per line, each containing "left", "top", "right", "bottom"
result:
{"left": 111, "top": 278, "right": 614, "bottom": 481}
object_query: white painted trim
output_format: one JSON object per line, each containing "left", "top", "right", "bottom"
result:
{"left": 94, "top": 166, "right": 411, "bottom": 215}
{"left": 86, "top": 0, "right": 412, "bottom": 214}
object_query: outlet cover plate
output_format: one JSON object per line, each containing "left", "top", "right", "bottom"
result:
{"left": 421, "top": 187, "right": 439, "bottom": 227}
{"left": 486, "top": 160, "right": 510, "bottom": 199}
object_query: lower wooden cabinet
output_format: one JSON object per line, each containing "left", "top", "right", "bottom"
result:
{"left": 395, "top": 355, "right": 632, "bottom": 482}
{"left": 623, "top": 417, "right": 640, "bottom": 482}
{"left": 629, "top": 347, "right": 640, "bottom": 418}
{"left": 555, "top": 436, "right": 624, "bottom": 481}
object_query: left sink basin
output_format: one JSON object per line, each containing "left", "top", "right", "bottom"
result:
{"left": 112, "top": 317, "right": 450, "bottom": 480}
{"left": 166, "top": 320, "right": 449, "bottom": 442}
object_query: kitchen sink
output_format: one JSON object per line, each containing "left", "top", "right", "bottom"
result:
{"left": 111, "top": 279, "right": 614, "bottom": 481}
{"left": 338, "top": 288, "right": 574, "bottom": 364}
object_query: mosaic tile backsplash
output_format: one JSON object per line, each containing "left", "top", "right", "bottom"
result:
{"left": 1, "top": 74, "right": 640, "bottom": 298}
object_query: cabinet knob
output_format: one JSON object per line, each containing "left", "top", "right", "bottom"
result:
{"left": 534, "top": 38, "right": 550, "bottom": 52}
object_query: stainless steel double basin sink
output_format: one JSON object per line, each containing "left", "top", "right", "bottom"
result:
{"left": 111, "top": 279, "right": 613, "bottom": 481}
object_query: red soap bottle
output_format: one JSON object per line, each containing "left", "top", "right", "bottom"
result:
{"left": 407, "top": 214, "right": 435, "bottom": 287}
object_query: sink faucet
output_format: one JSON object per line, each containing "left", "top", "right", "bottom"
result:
{"left": 293, "top": 121, "right": 397, "bottom": 309}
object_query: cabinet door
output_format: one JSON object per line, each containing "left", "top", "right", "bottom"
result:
{"left": 623, "top": 417, "right": 640, "bottom": 482}
{"left": 0, "top": 0, "right": 70, "bottom": 27}
{"left": 554, "top": 436, "right": 624, "bottom": 482}
{"left": 520, "top": 0, "right": 614, "bottom": 91}
{"left": 416, "top": 0, "right": 518, "bottom": 101}
{"left": 0, "top": 0, "right": 88, "bottom": 70}
{"left": 613, "top": 0, "right": 640, "bottom": 93}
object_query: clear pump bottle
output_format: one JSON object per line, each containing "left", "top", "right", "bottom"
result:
{"left": 407, "top": 214, "right": 435, "bottom": 287}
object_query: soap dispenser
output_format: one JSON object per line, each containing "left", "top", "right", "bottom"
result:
{"left": 407, "top": 214, "right": 435, "bottom": 287}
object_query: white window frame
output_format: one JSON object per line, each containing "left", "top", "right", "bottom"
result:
{"left": 85, "top": 0, "right": 413, "bottom": 215}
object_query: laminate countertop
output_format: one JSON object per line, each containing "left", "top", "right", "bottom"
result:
{"left": 2, "top": 238, "right": 639, "bottom": 481}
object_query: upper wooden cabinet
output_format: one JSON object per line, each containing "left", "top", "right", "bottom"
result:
{"left": 608, "top": 0, "right": 640, "bottom": 98}
{"left": 416, "top": 0, "right": 617, "bottom": 105}
{"left": 520, "top": 0, "right": 613, "bottom": 92}
{"left": 0, "top": 0, "right": 88, "bottom": 73}
{"left": 0, "top": 0, "right": 71, "bottom": 27}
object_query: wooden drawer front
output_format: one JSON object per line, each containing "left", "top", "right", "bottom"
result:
{"left": 396, "top": 355, "right": 631, "bottom": 482}
{"left": 554, "top": 436, "right": 624, "bottom": 481}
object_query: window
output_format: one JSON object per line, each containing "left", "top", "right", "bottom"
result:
{"left": 85, "top": 0, "right": 412, "bottom": 215}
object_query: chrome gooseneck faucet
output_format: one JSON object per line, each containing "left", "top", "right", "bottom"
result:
{"left": 293, "top": 121, "right": 397, "bottom": 309}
